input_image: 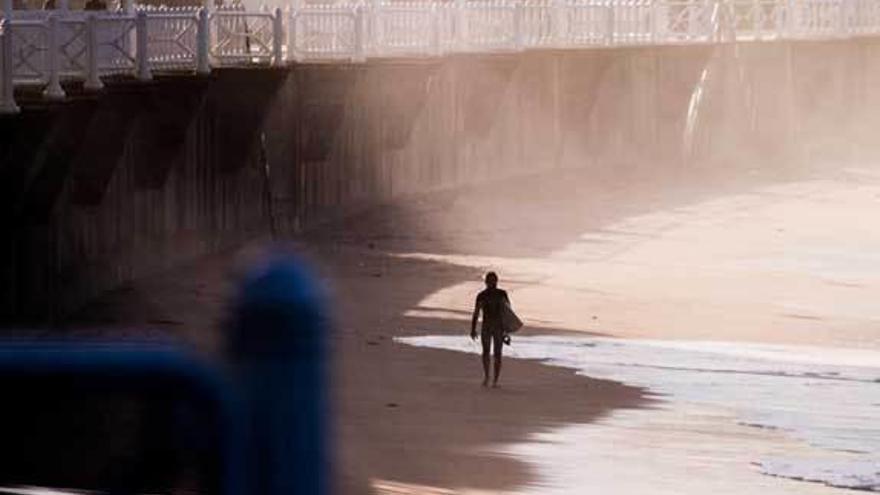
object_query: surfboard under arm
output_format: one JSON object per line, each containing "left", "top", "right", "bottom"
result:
{"left": 501, "top": 303, "right": 523, "bottom": 334}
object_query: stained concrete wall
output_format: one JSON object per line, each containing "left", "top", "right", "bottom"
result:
{"left": 2, "top": 38, "right": 880, "bottom": 323}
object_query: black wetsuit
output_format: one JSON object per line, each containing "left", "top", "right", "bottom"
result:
{"left": 476, "top": 288, "right": 509, "bottom": 349}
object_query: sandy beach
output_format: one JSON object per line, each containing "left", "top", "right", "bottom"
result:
{"left": 67, "top": 157, "right": 880, "bottom": 494}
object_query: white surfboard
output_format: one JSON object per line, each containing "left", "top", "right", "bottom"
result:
{"left": 501, "top": 302, "right": 523, "bottom": 334}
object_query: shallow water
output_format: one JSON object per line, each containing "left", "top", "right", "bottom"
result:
{"left": 399, "top": 335, "right": 880, "bottom": 493}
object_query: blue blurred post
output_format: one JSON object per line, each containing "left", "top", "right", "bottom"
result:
{"left": 228, "top": 253, "right": 330, "bottom": 495}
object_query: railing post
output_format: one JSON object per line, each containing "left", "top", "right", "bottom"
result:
{"left": 197, "top": 7, "right": 210, "bottom": 74}
{"left": 365, "top": 0, "right": 376, "bottom": 56}
{"left": 751, "top": 0, "right": 760, "bottom": 38}
{"left": 455, "top": 0, "right": 466, "bottom": 50}
{"left": 272, "top": 6, "right": 284, "bottom": 65}
{"left": 548, "top": 0, "right": 561, "bottom": 46}
{"left": 287, "top": 6, "right": 298, "bottom": 63}
{"left": 43, "top": 15, "right": 66, "bottom": 100}
{"left": 513, "top": 0, "right": 524, "bottom": 49}
{"left": 839, "top": 0, "right": 850, "bottom": 36}
{"left": 353, "top": 3, "right": 365, "bottom": 62}
{"left": 778, "top": 0, "right": 789, "bottom": 38}
{"left": 605, "top": 0, "right": 615, "bottom": 45}
{"left": 123, "top": 0, "right": 135, "bottom": 78}
{"left": 284, "top": 6, "right": 293, "bottom": 59}
{"left": 709, "top": 0, "right": 718, "bottom": 42}
{"left": 685, "top": 0, "right": 697, "bottom": 41}
{"left": 84, "top": 14, "right": 103, "bottom": 90}
{"left": 135, "top": 10, "right": 151, "bottom": 80}
{"left": 0, "top": 21, "right": 20, "bottom": 114}
{"left": 430, "top": 1, "right": 441, "bottom": 55}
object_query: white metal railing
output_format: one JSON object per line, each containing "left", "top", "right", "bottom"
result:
{"left": 657, "top": 0, "right": 715, "bottom": 41}
{"left": 459, "top": 0, "right": 521, "bottom": 51}
{"left": 850, "top": 0, "right": 880, "bottom": 35}
{"left": 0, "top": 5, "right": 285, "bottom": 111}
{"left": 366, "top": 1, "right": 441, "bottom": 56}
{"left": 58, "top": 16, "right": 87, "bottom": 78}
{"left": 519, "top": 0, "right": 556, "bottom": 47}
{"left": 563, "top": 0, "right": 612, "bottom": 45}
{"left": 96, "top": 13, "right": 138, "bottom": 75}
{"left": 212, "top": 7, "right": 282, "bottom": 64}
{"left": 287, "top": 0, "right": 880, "bottom": 56}
{"left": 8, "top": 18, "right": 49, "bottom": 85}
{"left": 4, "top": 0, "right": 880, "bottom": 112}
{"left": 611, "top": 0, "right": 654, "bottom": 45}
{"left": 727, "top": 0, "right": 785, "bottom": 39}
{"left": 289, "top": 4, "right": 363, "bottom": 61}
{"left": 788, "top": 0, "right": 839, "bottom": 36}
{"left": 145, "top": 9, "right": 199, "bottom": 69}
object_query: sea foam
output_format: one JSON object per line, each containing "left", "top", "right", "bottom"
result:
{"left": 399, "top": 335, "right": 880, "bottom": 492}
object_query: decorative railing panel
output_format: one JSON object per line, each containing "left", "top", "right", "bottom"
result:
{"left": 612, "top": 0, "right": 653, "bottom": 44}
{"left": 94, "top": 14, "right": 136, "bottom": 74}
{"left": 368, "top": 1, "right": 440, "bottom": 56}
{"left": 562, "top": 0, "right": 610, "bottom": 45}
{"left": 656, "top": 0, "right": 715, "bottom": 42}
{"left": 848, "top": 0, "right": 880, "bottom": 35}
{"left": 145, "top": 10, "right": 199, "bottom": 69}
{"left": 727, "top": 0, "right": 785, "bottom": 39}
{"left": 58, "top": 17, "right": 87, "bottom": 77}
{"left": 212, "top": 10, "right": 276, "bottom": 64}
{"left": 789, "top": 0, "right": 843, "bottom": 37}
{"left": 9, "top": 19, "right": 49, "bottom": 84}
{"left": 459, "top": 0, "right": 519, "bottom": 51}
{"left": 520, "top": 0, "right": 555, "bottom": 47}
{"left": 289, "top": 6, "right": 361, "bottom": 61}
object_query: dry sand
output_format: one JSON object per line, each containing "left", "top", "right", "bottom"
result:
{"left": 65, "top": 157, "right": 880, "bottom": 493}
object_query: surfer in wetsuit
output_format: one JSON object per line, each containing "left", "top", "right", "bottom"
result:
{"left": 471, "top": 272, "right": 510, "bottom": 387}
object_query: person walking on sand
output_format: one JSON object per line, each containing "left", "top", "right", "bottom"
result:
{"left": 471, "top": 272, "right": 511, "bottom": 388}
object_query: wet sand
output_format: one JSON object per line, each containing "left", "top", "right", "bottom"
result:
{"left": 322, "top": 247, "right": 646, "bottom": 494}
{"left": 68, "top": 226, "right": 645, "bottom": 494}
{"left": 67, "top": 163, "right": 688, "bottom": 493}
{"left": 65, "top": 157, "right": 880, "bottom": 493}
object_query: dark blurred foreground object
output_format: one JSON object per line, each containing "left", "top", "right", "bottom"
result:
{"left": 0, "top": 253, "right": 330, "bottom": 495}
{"left": 228, "top": 253, "right": 330, "bottom": 495}
{"left": 0, "top": 343, "right": 241, "bottom": 494}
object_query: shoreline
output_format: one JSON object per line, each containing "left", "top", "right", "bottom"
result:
{"left": 400, "top": 334, "right": 880, "bottom": 494}
{"left": 319, "top": 243, "right": 650, "bottom": 494}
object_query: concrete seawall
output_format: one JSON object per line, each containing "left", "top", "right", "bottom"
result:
{"left": 2, "top": 39, "right": 879, "bottom": 322}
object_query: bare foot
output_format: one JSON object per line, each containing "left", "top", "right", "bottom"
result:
{"left": 492, "top": 382, "right": 500, "bottom": 388}
{"left": 482, "top": 379, "right": 489, "bottom": 387}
